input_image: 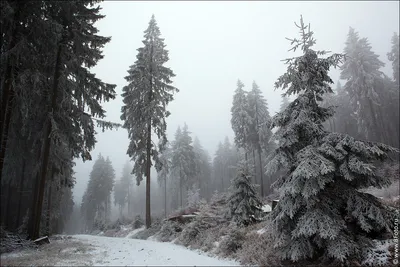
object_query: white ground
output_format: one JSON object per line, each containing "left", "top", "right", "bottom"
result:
{"left": 1, "top": 234, "right": 240, "bottom": 266}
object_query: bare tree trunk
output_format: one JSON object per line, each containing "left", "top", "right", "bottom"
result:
{"left": 252, "top": 149, "right": 256, "bottom": 184}
{"left": 127, "top": 185, "right": 131, "bottom": 218}
{"left": 16, "top": 159, "right": 26, "bottom": 228}
{"left": 30, "top": 44, "right": 62, "bottom": 240}
{"left": 180, "top": 169, "right": 183, "bottom": 209}
{"left": 46, "top": 182, "right": 52, "bottom": 236}
{"left": 5, "top": 180, "right": 12, "bottom": 229}
{"left": 258, "top": 148, "right": 264, "bottom": 198}
{"left": 368, "top": 99, "right": 383, "bottom": 143}
{"left": 164, "top": 176, "right": 167, "bottom": 218}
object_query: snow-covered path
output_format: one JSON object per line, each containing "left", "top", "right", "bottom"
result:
{"left": 1, "top": 234, "right": 239, "bottom": 266}
{"left": 71, "top": 235, "right": 239, "bottom": 266}
{"left": 73, "top": 235, "right": 239, "bottom": 266}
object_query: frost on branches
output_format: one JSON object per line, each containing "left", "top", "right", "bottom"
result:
{"left": 266, "top": 15, "right": 398, "bottom": 264}
{"left": 227, "top": 161, "right": 262, "bottom": 227}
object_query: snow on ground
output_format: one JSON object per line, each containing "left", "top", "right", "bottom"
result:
{"left": 0, "top": 234, "right": 240, "bottom": 266}
{"left": 74, "top": 234, "right": 240, "bottom": 266}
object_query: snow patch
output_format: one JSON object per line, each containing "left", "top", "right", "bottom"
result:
{"left": 261, "top": 205, "right": 272, "bottom": 213}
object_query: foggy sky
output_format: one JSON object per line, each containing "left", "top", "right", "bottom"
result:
{"left": 73, "top": 1, "right": 399, "bottom": 205}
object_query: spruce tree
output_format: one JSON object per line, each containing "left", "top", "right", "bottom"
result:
{"left": 266, "top": 16, "right": 398, "bottom": 264}
{"left": 247, "top": 81, "right": 273, "bottom": 197}
{"left": 227, "top": 160, "right": 262, "bottom": 227}
{"left": 171, "top": 124, "right": 197, "bottom": 208}
{"left": 193, "top": 137, "right": 212, "bottom": 199}
{"left": 387, "top": 32, "right": 399, "bottom": 86}
{"left": 231, "top": 79, "right": 252, "bottom": 161}
{"left": 340, "top": 27, "right": 387, "bottom": 144}
{"left": 81, "top": 154, "right": 115, "bottom": 231}
{"left": 121, "top": 15, "right": 178, "bottom": 228}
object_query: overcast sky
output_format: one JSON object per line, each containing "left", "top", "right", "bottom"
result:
{"left": 72, "top": 0, "right": 399, "bottom": 204}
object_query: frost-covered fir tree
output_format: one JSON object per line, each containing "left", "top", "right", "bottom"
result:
{"left": 266, "top": 16, "right": 398, "bottom": 264}
{"left": 340, "top": 27, "right": 387, "bottom": 143}
{"left": 113, "top": 161, "right": 133, "bottom": 218}
{"left": 193, "top": 137, "right": 212, "bottom": 199}
{"left": 121, "top": 15, "right": 178, "bottom": 228}
{"left": 231, "top": 79, "right": 252, "bottom": 161}
{"left": 227, "top": 160, "right": 262, "bottom": 227}
{"left": 81, "top": 154, "right": 115, "bottom": 231}
{"left": 247, "top": 81, "right": 273, "bottom": 196}
{"left": 171, "top": 124, "right": 198, "bottom": 208}
{"left": 387, "top": 32, "right": 399, "bottom": 86}
{"left": 157, "top": 142, "right": 171, "bottom": 217}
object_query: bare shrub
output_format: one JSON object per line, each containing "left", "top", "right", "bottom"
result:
{"left": 237, "top": 227, "right": 280, "bottom": 266}
{"left": 158, "top": 220, "right": 182, "bottom": 242}
{"left": 217, "top": 227, "right": 246, "bottom": 258}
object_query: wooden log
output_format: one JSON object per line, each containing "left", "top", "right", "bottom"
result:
{"left": 33, "top": 236, "right": 50, "bottom": 245}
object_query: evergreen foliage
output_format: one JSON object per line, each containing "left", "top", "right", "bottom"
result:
{"left": 81, "top": 154, "right": 115, "bottom": 232}
{"left": 227, "top": 161, "right": 262, "bottom": 227}
{"left": 121, "top": 14, "right": 178, "bottom": 227}
{"left": 266, "top": 16, "right": 398, "bottom": 263}
{"left": 231, "top": 80, "right": 252, "bottom": 158}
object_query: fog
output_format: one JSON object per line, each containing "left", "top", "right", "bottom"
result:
{"left": 72, "top": 1, "right": 399, "bottom": 206}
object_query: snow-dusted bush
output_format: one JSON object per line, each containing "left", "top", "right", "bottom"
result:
{"left": 177, "top": 220, "right": 201, "bottom": 247}
{"left": 217, "top": 227, "right": 246, "bottom": 257}
{"left": 132, "top": 215, "right": 144, "bottom": 229}
{"left": 237, "top": 231, "right": 278, "bottom": 266}
{"left": 158, "top": 220, "right": 182, "bottom": 242}
{"left": 132, "top": 219, "right": 162, "bottom": 240}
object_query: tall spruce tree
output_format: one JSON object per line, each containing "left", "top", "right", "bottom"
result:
{"left": 121, "top": 15, "right": 178, "bottom": 228}
{"left": 340, "top": 27, "right": 388, "bottom": 144}
{"left": 247, "top": 81, "right": 272, "bottom": 197}
{"left": 0, "top": 1, "right": 118, "bottom": 240}
{"left": 387, "top": 32, "right": 399, "bottom": 86}
{"left": 266, "top": 16, "right": 398, "bottom": 264}
{"left": 231, "top": 79, "right": 252, "bottom": 161}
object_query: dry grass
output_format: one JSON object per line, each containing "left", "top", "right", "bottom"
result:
{"left": 0, "top": 236, "right": 96, "bottom": 266}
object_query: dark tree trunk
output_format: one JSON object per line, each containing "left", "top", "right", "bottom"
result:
{"left": 30, "top": 44, "right": 62, "bottom": 240}
{"left": 127, "top": 185, "right": 131, "bottom": 218}
{"left": 164, "top": 175, "right": 167, "bottom": 218}
{"left": 252, "top": 149, "right": 256, "bottom": 184}
{"left": 5, "top": 180, "right": 12, "bottom": 229}
{"left": 16, "top": 158, "right": 26, "bottom": 228}
{"left": 180, "top": 169, "right": 183, "bottom": 209}
{"left": 258, "top": 148, "right": 264, "bottom": 198}
{"left": 45, "top": 181, "right": 52, "bottom": 236}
